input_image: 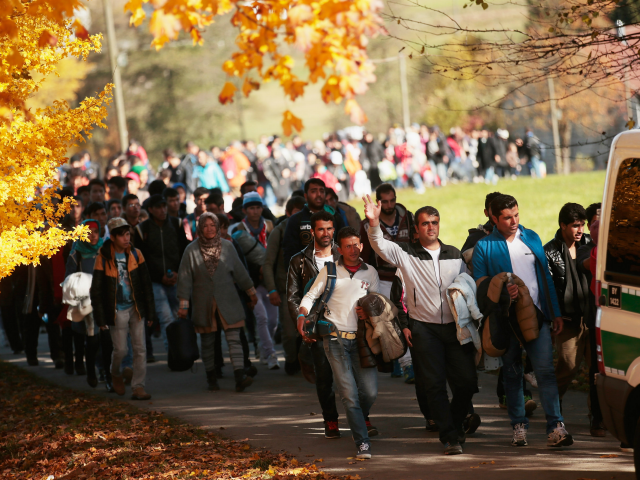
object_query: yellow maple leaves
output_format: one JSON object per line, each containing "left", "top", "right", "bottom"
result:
{"left": 124, "top": 0, "right": 384, "bottom": 132}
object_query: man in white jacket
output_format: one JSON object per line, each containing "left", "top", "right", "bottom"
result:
{"left": 363, "top": 195, "right": 478, "bottom": 455}
{"left": 299, "top": 226, "right": 380, "bottom": 460}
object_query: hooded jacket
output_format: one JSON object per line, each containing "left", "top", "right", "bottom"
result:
{"left": 283, "top": 204, "right": 346, "bottom": 266}
{"left": 360, "top": 204, "right": 415, "bottom": 283}
{"left": 367, "top": 224, "right": 467, "bottom": 324}
{"left": 90, "top": 239, "right": 156, "bottom": 327}
{"left": 137, "top": 215, "right": 188, "bottom": 281}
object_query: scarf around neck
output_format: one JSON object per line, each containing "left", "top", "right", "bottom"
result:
{"left": 197, "top": 212, "right": 222, "bottom": 276}
{"left": 73, "top": 219, "right": 103, "bottom": 259}
{"left": 242, "top": 217, "right": 267, "bottom": 248}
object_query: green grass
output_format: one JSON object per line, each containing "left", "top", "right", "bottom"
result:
{"left": 348, "top": 171, "right": 607, "bottom": 248}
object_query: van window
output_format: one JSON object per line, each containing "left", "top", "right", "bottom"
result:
{"left": 606, "top": 157, "right": 640, "bottom": 286}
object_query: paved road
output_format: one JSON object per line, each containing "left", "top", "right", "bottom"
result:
{"left": 1, "top": 333, "right": 635, "bottom": 480}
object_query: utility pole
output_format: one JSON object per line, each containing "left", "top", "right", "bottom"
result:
{"left": 547, "top": 77, "right": 563, "bottom": 175}
{"left": 103, "top": 0, "right": 128, "bottom": 153}
{"left": 398, "top": 52, "right": 410, "bottom": 129}
{"left": 616, "top": 20, "right": 634, "bottom": 125}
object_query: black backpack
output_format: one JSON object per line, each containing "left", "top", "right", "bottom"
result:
{"left": 166, "top": 318, "right": 200, "bottom": 371}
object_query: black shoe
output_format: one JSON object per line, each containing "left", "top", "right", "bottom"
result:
{"left": 54, "top": 359, "right": 65, "bottom": 369}
{"left": 284, "top": 360, "right": 300, "bottom": 376}
{"left": 244, "top": 365, "right": 258, "bottom": 378}
{"left": 75, "top": 362, "right": 86, "bottom": 375}
{"left": 234, "top": 369, "right": 253, "bottom": 392}
{"left": 146, "top": 355, "right": 156, "bottom": 363}
{"left": 206, "top": 371, "right": 220, "bottom": 391}
{"left": 464, "top": 413, "right": 481, "bottom": 434}
{"left": 324, "top": 421, "right": 341, "bottom": 439}
{"left": 426, "top": 419, "right": 439, "bottom": 432}
{"left": 366, "top": 420, "right": 379, "bottom": 437}
{"left": 356, "top": 442, "right": 372, "bottom": 459}
{"left": 87, "top": 373, "right": 98, "bottom": 388}
{"left": 27, "top": 356, "right": 39, "bottom": 366}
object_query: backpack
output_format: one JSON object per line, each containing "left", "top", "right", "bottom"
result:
{"left": 302, "top": 262, "right": 337, "bottom": 338}
{"left": 166, "top": 318, "right": 200, "bottom": 372}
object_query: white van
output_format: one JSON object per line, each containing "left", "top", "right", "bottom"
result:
{"left": 595, "top": 130, "right": 640, "bottom": 478}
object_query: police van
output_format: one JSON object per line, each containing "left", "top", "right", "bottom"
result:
{"left": 595, "top": 130, "right": 640, "bottom": 477}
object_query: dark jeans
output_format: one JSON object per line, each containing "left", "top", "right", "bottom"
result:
{"left": 410, "top": 320, "right": 479, "bottom": 444}
{"left": 311, "top": 338, "right": 339, "bottom": 422}
{"left": 22, "top": 311, "right": 41, "bottom": 360}
{"left": 1, "top": 306, "right": 23, "bottom": 352}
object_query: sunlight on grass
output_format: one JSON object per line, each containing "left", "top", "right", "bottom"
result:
{"left": 349, "top": 171, "right": 607, "bottom": 248}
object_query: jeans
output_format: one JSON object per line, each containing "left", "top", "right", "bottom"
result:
{"left": 254, "top": 285, "right": 278, "bottom": 360}
{"left": 278, "top": 289, "right": 298, "bottom": 364}
{"left": 110, "top": 307, "right": 146, "bottom": 389}
{"left": 410, "top": 320, "right": 478, "bottom": 444}
{"left": 529, "top": 155, "right": 542, "bottom": 178}
{"left": 484, "top": 166, "right": 496, "bottom": 183}
{"left": 431, "top": 161, "right": 448, "bottom": 187}
{"left": 309, "top": 338, "right": 339, "bottom": 422}
{"left": 503, "top": 319, "right": 563, "bottom": 433}
{"left": 152, "top": 282, "right": 179, "bottom": 352}
{"left": 324, "top": 336, "right": 378, "bottom": 447}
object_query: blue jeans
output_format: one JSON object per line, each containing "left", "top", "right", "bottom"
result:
{"left": 152, "top": 283, "right": 179, "bottom": 352}
{"left": 324, "top": 336, "right": 378, "bottom": 447}
{"left": 502, "top": 320, "right": 563, "bottom": 433}
{"left": 529, "top": 155, "right": 542, "bottom": 178}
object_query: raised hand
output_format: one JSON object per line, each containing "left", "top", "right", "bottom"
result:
{"left": 362, "top": 194, "right": 381, "bottom": 227}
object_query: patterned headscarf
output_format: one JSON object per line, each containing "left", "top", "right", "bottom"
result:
{"left": 197, "top": 212, "right": 222, "bottom": 276}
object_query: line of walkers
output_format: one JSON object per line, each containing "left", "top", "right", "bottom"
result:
{"left": 1, "top": 178, "right": 605, "bottom": 459}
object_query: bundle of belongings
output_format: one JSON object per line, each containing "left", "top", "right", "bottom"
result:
{"left": 445, "top": 273, "right": 484, "bottom": 364}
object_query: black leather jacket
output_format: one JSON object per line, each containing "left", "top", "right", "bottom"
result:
{"left": 543, "top": 229, "right": 591, "bottom": 316}
{"left": 286, "top": 243, "right": 340, "bottom": 322}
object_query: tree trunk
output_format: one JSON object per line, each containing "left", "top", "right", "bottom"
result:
{"left": 559, "top": 119, "right": 572, "bottom": 174}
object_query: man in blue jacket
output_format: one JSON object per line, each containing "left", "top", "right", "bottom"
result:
{"left": 472, "top": 194, "right": 573, "bottom": 449}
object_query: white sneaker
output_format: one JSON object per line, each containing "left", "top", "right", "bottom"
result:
{"left": 547, "top": 422, "right": 573, "bottom": 447}
{"left": 511, "top": 423, "right": 528, "bottom": 446}
{"left": 524, "top": 372, "right": 538, "bottom": 388}
{"left": 267, "top": 353, "right": 280, "bottom": 370}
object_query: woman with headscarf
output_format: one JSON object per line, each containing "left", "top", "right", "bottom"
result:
{"left": 177, "top": 212, "right": 258, "bottom": 392}
{"left": 64, "top": 219, "right": 104, "bottom": 388}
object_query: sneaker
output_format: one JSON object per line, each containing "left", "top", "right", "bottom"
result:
{"left": 267, "top": 353, "right": 280, "bottom": 370}
{"left": 365, "top": 420, "right": 379, "bottom": 437}
{"left": 284, "top": 360, "right": 300, "bottom": 376}
{"left": 356, "top": 442, "right": 372, "bottom": 459}
{"left": 464, "top": 413, "right": 481, "bottom": 435}
{"left": 499, "top": 395, "right": 507, "bottom": 409}
{"left": 131, "top": 386, "right": 151, "bottom": 400}
{"left": 524, "top": 372, "right": 538, "bottom": 388}
{"left": 403, "top": 364, "right": 415, "bottom": 384}
{"left": 426, "top": 418, "right": 439, "bottom": 432}
{"left": 112, "top": 375, "right": 125, "bottom": 396}
{"left": 443, "top": 442, "right": 463, "bottom": 455}
{"left": 620, "top": 442, "right": 634, "bottom": 453}
{"left": 122, "top": 367, "right": 133, "bottom": 386}
{"left": 511, "top": 423, "right": 528, "bottom": 446}
{"left": 324, "top": 421, "right": 341, "bottom": 439}
{"left": 524, "top": 396, "right": 537, "bottom": 416}
{"left": 547, "top": 422, "right": 573, "bottom": 447}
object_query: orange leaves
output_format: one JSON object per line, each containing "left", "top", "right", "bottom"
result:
{"left": 282, "top": 110, "right": 304, "bottom": 137}
{"left": 218, "top": 82, "right": 237, "bottom": 104}
{"left": 124, "top": 0, "right": 384, "bottom": 135}
{"left": 345, "top": 99, "right": 367, "bottom": 125}
{"left": 38, "top": 31, "right": 58, "bottom": 48}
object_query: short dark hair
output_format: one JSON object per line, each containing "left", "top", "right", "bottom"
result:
{"left": 415, "top": 206, "right": 440, "bottom": 223}
{"left": 310, "top": 210, "right": 334, "bottom": 229}
{"left": 122, "top": 194, "right": 139, "bottom": 209}
{"left": 240, "top": 181, "right": 257, "bottom": 195}
{"left": 490, "top": 195, "right": 518, "bottom": 219}
{"left": 304, "top": 178, "right": 325, "bottom": 193}
{"left": 147, "top": 179, "right": 166, "bottom": 197}
{"left": 205, "top": 194, "right": 224, "bottom": 207}
{"left": 110, "top": 225, "right": 130, "bottom": 238}
{"left": 291, "top": 189, "right": 305, "bottom": 198}
{"left": 163, "top": 148, "right": 177, "bottom": 159}
{"left": 107, "top": 199, "right": 122, "bottom": 211}
{"left": 325, "top": 188, "right": 338, "bottom": 201}
{"left": 286, "top": 196, "right": 306, "bottom": 214}
{"left": 89, "top": 178, "right": 105, "bottom": 191}
{"left": 77, "top": 185, "right": 90, "bottom": 196}
{"left": 163, "top": 187, "right": 179, "bottom": 199}
{"left": 107, "top": 176, "right": 126, "bottom": 190}
{"left": 558, "top": 202, "right": 587, "bottom": 227}
{"left": 215, "top": 213, "right": 229, "bottom": 229}
{"left": 209, "top": 187, "right": 222, "bottom": 197}
{"left": 194, "top": 187, "right": 210, "bottom": 199}
{"left": 485, "top": 191, "right": 502, "bottom": 211}
{"left": 336, "top": 226, "right": 360, "bottom": 247}
{"left": 375, "top": 183, "right": 396, "bottom": 201}
{"left": 585, "top": 202, "right": 601, "bottom": 224}
{"left": 85, "top": 202, "right": 106, "bottom": 217}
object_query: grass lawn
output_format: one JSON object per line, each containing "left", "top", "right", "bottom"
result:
{"left": 348, "top": 171, "right": 607, "bottom": 248}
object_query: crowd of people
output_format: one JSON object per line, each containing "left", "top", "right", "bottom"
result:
{"left": 2, "top": 128, "right": 613, "bottom": 461}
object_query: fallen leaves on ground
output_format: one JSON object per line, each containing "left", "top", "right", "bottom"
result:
{"left": 0, "top": 361, "right": 338, "bottom": 479}
{"left": 600, "top": 454, "right": 619, "bottom": 458}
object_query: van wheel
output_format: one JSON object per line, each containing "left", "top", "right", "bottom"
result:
{"left": 635, "top": 416, "right": 640, "bottom": 480}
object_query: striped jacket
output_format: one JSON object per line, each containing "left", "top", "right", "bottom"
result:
{"left": 367, "top": 224, "right": 467, "bottom": 325}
